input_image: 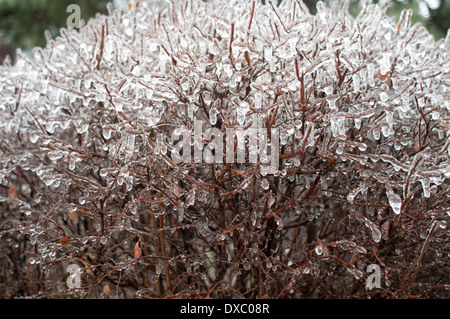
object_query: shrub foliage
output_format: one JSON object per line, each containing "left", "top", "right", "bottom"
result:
{"left": 0, "top": 0, "right": 449, "bottom": 298}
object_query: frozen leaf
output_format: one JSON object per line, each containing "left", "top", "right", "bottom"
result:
{"left": 134, "top": 240, "right": 142, "bottom": 259}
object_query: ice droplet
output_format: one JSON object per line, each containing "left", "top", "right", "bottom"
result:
{"left": 354, "top": 269, "right": 363, "bottom": 280}
{"left": 209, "top": 107, "right": 218, "bottom": 125}
{"left": 356, "top": 246, "right": 367, "bottom": 254}
{"left": 30, "top": 134, "right": 39, "bottom": 143}
{"left": 401, "top": 93, "right": 410, "bottom": 111}
{"left": 371, "top": 226, "right": 382, "bottom": 243}
{"left": 358, "top": 143, "right": 367, "bottom": 152}
{"left": 352, "top": 73, "right": 360, "bottom": 92}
{"left": 367, "top": 63, "right": 375, "bottom": 87}
{"left": 315, "top": 245, "right": 323, "bottom": 256}
{"left": 240, "top": 179, "right": 250, "bottom": 189}
{"left": 103, "top": 126, "right": 113, "bottom": 140}
{"left": 379, "top": 53, "right": 391, "bottom": 75}
{"left": 130, "top": 202, "right": 138, "bottom": 215}
{"left": 69, "top": 153, "right": 77, "bottom": 170}
{"left": 268, "top": 195, "right": 275, "bottom": 208}
{"left": 372, "top": 128, "right": 381, "bottom": 140}
{"left": 180, "top": 77, "right": 190, "bottom": 91}
{"left": 328, "top": 99, "right": 337, "bottom": 110}
{"left": 48, "top": 151, "right": 64, "bottom": 162}
{"left": 250, "top": 211, "right": 257, "bottom": 227}
{"left": 387, "top": 190, "right": 402, "bottom": 215}
{"left": 261, "top": 178, "right": 270, "bottom": 190}
{"left": 30, "top": 236, "right": 37, "bottom": 245}
{"left": 186, "top": 189, "right": 196, "bottom": 206}
{"left": 126, "top": 176, "right": 134, "bottom": 192}
{"left": 178, "top": 207, "right": 185, "bottom": 222}
{"left": 330, "top": 117, "right": 345, "bottom": 137}
{"left": 347, "top": 192, "right": 355, "bottom": 203}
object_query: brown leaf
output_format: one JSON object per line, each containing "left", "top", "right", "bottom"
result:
{"left": 381, "top": 220, "right": 390, "bottom": 241}
{"left": 8, "top": 185, "right": 18, "bottom": 198}
{"left": 134, "top": 240, "right": 142, "bottom": 259}
{"left": 60, "top": 236, "right": 70, "bottom": 245}
{"left": 414, "top": 141, "right": 421, "bottom": 152}
{"left": 8, "top": 185, "right": 19, "bottom": 205}
{"left": 69, "top": 211, "right": 79, "bottom": 223}
{"left": 377, "top": 69, "right": 389, "bottom": 81}
{"left": 172, "top": 183, "right": 182, "bottom": 198}
{"left": 386, "top": 76, "right": 392, "bottom": 87}
{"left": 87, "top": 252, "right": 97, "bottom": 262}
{"left": 103, "top": 283, "right": 111, "bottom": 299}
{"left": 244, "top": 51, "right": 251, "bottom": 66}
{"left": 322, "top": 245, "right": 330, "bottom": 256}
{"left": 80, "top": 258, "right": 95, "bottom": 277}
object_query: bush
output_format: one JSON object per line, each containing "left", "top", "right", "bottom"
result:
{"left": 0, "top": 0, "right": 449, "bottom": 299}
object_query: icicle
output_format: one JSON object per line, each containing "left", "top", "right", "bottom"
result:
{"left": 420, "top": 176, "right": 431, "bottom": 198}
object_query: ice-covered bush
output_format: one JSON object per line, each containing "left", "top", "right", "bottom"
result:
{"left": 0, "top": 0, "right": 449, "bottom": 298}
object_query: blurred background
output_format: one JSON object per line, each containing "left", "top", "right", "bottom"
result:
{"left": 0, "top": 0, "right": 448, "bottom": 63}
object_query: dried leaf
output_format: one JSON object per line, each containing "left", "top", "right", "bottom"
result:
{"left": 60, "top": 236, "right": 70, "bottom": 245}
{"left": 8, "top": 185, "right": 19, "bottom": 205}
{"left": 244, "top": 51, "right": 251, "bottom": 66}
{"left": 386, "top": 76, "right": 392, "bottom": 87}
{"left": 414, "top": 141, "right": 421, "bottom": 152}
{"left": 87, "top": 252, "right": 97, "bottom": 262}
{"left": 134, "top": 240, "right": 142, "bottom": 259}
{"left": 377, "top": 69, "right": 389, "bottom": 81}
{"left": 103, "top": 283, "right": 111, "bottom": 299}
{"left": 322, "top": 244, "right": 330, "bottom": 256}
{"left": 381, "top": 220, "right": 390, "bottom": 241}
{"left": 80, "top": 258, "right": 95, "bottom": 277}
{"left": 69, "top": 211, "right": 79, "bottom": 223}
{"left": 172, "top": 183, "right": 182, "bottom": 198}
{"left": 8, "top": 185, "right": 18, "bottom": 198}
